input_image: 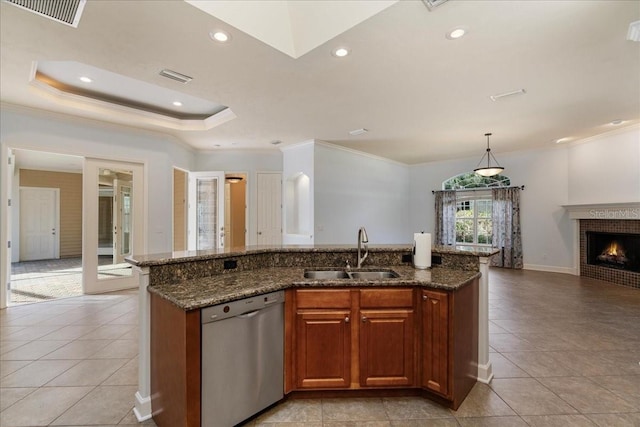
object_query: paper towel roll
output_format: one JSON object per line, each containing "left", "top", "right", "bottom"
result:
{"left": 413, "top": 232, "right": 432, "bottom": 270}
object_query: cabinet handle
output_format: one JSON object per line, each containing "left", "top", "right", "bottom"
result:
{"left": 423, "top": 295, "right": 428, "bottom": 301}
{"left": 345, "top": 316, "right": 350, "bottom": 323}
{"left": 361, "top": 316, "right": 367, "bottom": 322}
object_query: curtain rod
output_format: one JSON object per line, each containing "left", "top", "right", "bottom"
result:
{"left": 432, "top": 185, "right": 525, "bottom": 194}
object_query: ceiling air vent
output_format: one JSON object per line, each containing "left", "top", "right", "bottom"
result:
{"left": 422, "top": 0, "right": 450, "bottom": 11}
{"left": 3, "top": 0, "right": 86, "bottom": 28}
{"left": 159, "top": 69, "right": 193, "bottom": 84}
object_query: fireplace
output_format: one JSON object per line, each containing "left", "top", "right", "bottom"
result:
{"left": 586, "top": 232, "right": 640, "bottom": 273}
{"left": 579, "top": 219, "right": 640, "bottom": 289}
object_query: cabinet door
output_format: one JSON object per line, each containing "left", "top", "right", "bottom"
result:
{"left": 422, "top": 289, "right": 449, "bottom": 397}
{"left": 359, "top": 309, "right": 415, "bottom": 387}
{"left": 295, "top": 310, "right": 351, "bottom": 389}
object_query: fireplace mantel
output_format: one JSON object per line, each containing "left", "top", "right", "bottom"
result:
{"left": 562, "top": 202, "right": 640, "bottom": 220}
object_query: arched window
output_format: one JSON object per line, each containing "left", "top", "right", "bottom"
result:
{"left": 442, "top": 172, "right": 510, "bottom": 190}
{"left": 441, "top": 172, "right": 510, "bottom": 246}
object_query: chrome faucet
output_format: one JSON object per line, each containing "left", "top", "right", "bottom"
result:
{"left": 357, "top": 227, "right": 369, "bottom": 268}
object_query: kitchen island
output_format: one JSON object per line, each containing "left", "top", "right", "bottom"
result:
{"left": 127, "top": 245, "right": 497, "bottom": 425}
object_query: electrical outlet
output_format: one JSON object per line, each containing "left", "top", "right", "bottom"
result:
{"left": 223, "top": 260, "right": 238, "bottom": 270}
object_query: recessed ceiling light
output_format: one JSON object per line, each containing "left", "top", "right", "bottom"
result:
{"left": 172, "top": 101, "right": 183, "bottom": 107}
{"left": 79, "top": 76, "right": 92, "bottom": 83}
{"left": 446, "top": 27, "right": 466, "bottom": 40}
{"left": 332, "top": 47, "right": 350, "bottom": 57}
{"left": 610, "top": 119, "right": 624, "bottom": 125}
{"left": 555, "top": 137, "right": 570, "bottom": 144}
{"left": 349, "top": 128, "right": 368, "bottom": 136}
{"left": 210, "top": 30, "right": 230, "bottom": 43}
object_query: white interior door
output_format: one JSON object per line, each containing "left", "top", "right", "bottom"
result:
{"left": 19, "top": 187, "right": 59, "bottom": 261}
{"left": 257, "top": 172, "right": 282, "bottom": 246}
{"left": 83, "top": 159, "right": 144, "bottom": 294}
{"left": 188, "top": 172, "right": 225, "bottom": 250}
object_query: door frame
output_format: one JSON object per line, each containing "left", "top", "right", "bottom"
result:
{"left": 1, "top": 148, "right": 15, "bottom": 309}
{"left": 18, "top": 186, "right": 60, "bottom": 261}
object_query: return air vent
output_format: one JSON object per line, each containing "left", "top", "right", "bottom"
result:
{"left": 3, "top": 0, "right": 86, "bottom": 28}
{"left": 422, "top": 0, "right": 449, "bottom": 11}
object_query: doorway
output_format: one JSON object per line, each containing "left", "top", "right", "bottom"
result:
{"left": 225, "top": 173, "right": 247, "bottom": 249}
{"left": 7, "top": 149, "right": 84, "bottom": 305}
{"left": 173, "top": 168, "right": 188, "bottom": 252}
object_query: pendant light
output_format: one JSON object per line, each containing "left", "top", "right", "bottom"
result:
{"left": 474, "top": 132, "right": 504, "bottom": 177}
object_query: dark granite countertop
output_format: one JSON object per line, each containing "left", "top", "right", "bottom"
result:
{"left": 148, "top": 265, "right": 481, "bottom": 311}
{"left": 127, "top": 244, "right": 498, "bottom": 267}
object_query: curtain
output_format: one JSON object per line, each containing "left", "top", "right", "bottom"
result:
{"left": 434, "top": 190, "right": 456, "bottom": 246}
{"left": 491, "top": 187, "right": 523, "bottom": 268}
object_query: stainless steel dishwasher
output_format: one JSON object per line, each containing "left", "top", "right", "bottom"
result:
{"left": 201, "top": 290, "right": 285, "bottom": 427}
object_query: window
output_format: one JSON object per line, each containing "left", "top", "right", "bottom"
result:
{"left": 444, "top": 172, "right": 510, "bottom": 190}
{"left": 440, "top": 172, "right": 512, "bottom": 248}
{"left": 455, "top": 197, "right": 492, "bottom": 246}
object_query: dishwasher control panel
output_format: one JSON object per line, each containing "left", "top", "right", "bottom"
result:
{"left": 201, "top": 290, "right": 285, "bottom": 324}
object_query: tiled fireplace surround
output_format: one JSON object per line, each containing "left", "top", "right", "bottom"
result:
{"left": 580, "top": 219, "right": 640, "bottom": 289}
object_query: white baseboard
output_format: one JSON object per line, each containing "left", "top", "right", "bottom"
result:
{"left": 477, "top": 362, "right": 494, "bottom": 384}
{"left": 523, "top": 263, "right": 577, "bottom": 275}
{"left": 134, "top": 391, "right": 152, "bottom": 422}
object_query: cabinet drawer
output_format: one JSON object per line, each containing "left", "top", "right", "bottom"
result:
{"left": 360, "top": 288, "right": 414, "bottom": 308}
{"left": 295, "top": 289, "right": 352, "bottom": 309}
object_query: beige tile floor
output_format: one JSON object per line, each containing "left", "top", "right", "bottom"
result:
{"left": 10, "top": 257, "right": 133, "bottom": 304}
{"left": 1, "top": 269, "right": 639, "bottom": 426}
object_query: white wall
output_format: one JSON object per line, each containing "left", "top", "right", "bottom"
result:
{"left": 1, "top": 106, "right": 194, "bottom": 257}
{"left": 314, "top": 143, "right": 411, "bottom": 244}
{"left": 195, "top": 150, "right": 282, "bottom": 246}
{"left": 409, "top": 127, "right": 640, "bottom": 275}
{"left": 409, "top": 146, "right": 573, "bottom": 274}
{"left": 281, "top": 141, "right": 315, "bottom": 244}
{"left": 568, "top": 126, "right": 640, "bottom": 204}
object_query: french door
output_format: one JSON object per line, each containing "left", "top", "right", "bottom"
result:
{"left": 188, "top": 172, "right": 225, "bottom": 250}
{"left": 83, "top": 158, "right": 144, "bottom": 294}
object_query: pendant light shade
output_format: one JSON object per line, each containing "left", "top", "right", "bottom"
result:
{"left": 474, "top": 133, "right": 504, "bottom": 177}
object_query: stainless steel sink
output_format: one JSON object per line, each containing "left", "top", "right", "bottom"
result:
{"left": 303, "top": 270, "right": 350, "bottom": 279}
{"left": 303, "top": 269, "right": 399, "bottom": 280}
{"left": 348, "top": 271, "right": 399, "bottom": 280}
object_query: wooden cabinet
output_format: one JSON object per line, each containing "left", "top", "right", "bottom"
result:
{"left": 295, "top": 310, "right": 351, "bottom": 388}
{"left": 286, "top": 288, "right": 416, "bottom": 391}
{"left": 285, "top": 280, "right": 479, "bottom": 411}
{"left": 421, "top": 281, "right": 478, "bottom": 409}
{"left": 421, "top": 289, "right": 449, "bottom": 396}
{"left": 287, "top": 289, "right": 353, "bottom": 390}
{"left": 359, "top": 288, "right": 415, "bottom": 387}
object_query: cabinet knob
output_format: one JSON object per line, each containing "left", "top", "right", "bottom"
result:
{"left": 423, "top": 295, "right": 428, "bottom": 301}
{"left": 361, "top": 316, "right": 367, "bottom": 322}
{"left": 345, "top": 316, "right": 350, "bottom": 323}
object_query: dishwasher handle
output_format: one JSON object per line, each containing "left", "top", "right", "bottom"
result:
{"left": 237, "top": 309, "right": 261, "bottom": 318}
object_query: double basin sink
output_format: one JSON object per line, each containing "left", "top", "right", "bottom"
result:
{"left": 303, "top": 269, "right": 399, "bottom": 280}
